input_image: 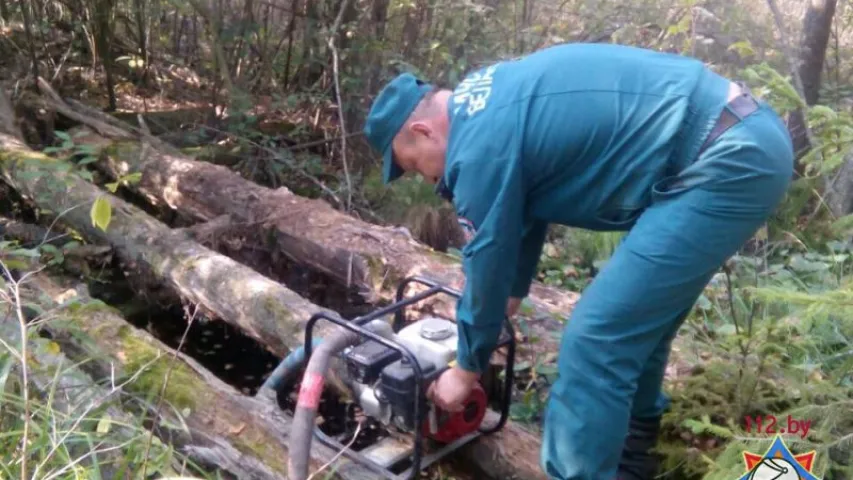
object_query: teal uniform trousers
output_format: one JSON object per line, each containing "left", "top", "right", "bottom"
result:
{"left": 438, "top": 43, "right": 794, "bottom": 479}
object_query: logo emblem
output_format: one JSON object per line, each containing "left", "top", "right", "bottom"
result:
{"left": 457, "top": 217, "right": 476, "bottom": 243}
{"left": 739, "top": 435, "right": 820, "bottom": 480}
{"left": 451, "top": 64, "right": 500, "bottom": 117}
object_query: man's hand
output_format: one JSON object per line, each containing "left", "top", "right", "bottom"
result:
{"left": 427, "top": 365, "right": 481, "bottom": 412}
{"left": 506, "top": 296, "right": 523, "bottom": 318}
{"left": 428, "top": 298, "right": 521, "bottom": 412}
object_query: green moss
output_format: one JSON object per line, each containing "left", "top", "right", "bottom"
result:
{"left": 257, "top": 294, "right": 304, "bottom": 350}
{"left": 427, "top": 249, "right": 460, "bottom": 266}
{"left": 363, "top": 253, "right": 399, "bottom": 295}
{"left": 46, "top": 298, "right": 122, "bottom": 346}
{"left": 1, "top": 148, "right": 56, "bottom": 164}
{"left": 175, "top": 257, "right": 201, "bottom": 279}
{"left": 179, "top": 146, "right": 205, "bottom": 156}
{"left": 181, "top": 145, "right": 223, "bottom": 162}
{"left": 259, "top": 295, "right": 294, "bottom": 324}
{"left": 103, "top": 141, "right": 137, "bottom": 161}
{"left": 69, "top": 310, "right": 296, "bottom": 475}
{"left": 1, "top": 149, "right": 63, "bottom": 186}
{"left": 115, "top": 325, "right": 293, "bottom": 476}
{"left": 116, "top": 325, "right": 204, "bottom": 410}
{"left": 230, "top": 433, "right": 290, "bottom": 475}
{"left": 52, "top": 304, "right": 204, "bottom": 410}
{"left": 67, "top": 297, "right": 121, "bottom": 316}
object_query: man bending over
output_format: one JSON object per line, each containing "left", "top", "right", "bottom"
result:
{"left": 363, "top": 43, "right": 793, "bottom": 480}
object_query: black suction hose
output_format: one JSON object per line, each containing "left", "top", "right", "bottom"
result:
{"left": 287, "top": 319, "right": 393, "bottom": 479}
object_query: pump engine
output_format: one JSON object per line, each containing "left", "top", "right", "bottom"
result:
{"left": 342, "top": 316, "right": 491, "bottom": 442}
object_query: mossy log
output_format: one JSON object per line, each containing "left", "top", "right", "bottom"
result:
{"left": 0, "top": 301, "right": 182, "bottom": 478}
{"left": 1, "top": 87, "right": 365, "bottom": 407}
{"left": 20, "top": 271, "right": 380, "bottom": 480}
{"left": 0, "top": 93, "right": 355, "bottom": 362}
{"left": 49, "top": 96, "right": 579, "bottom": 361}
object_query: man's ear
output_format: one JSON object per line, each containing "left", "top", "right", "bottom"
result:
{"left": 409, "top": 121, "right": 432, "bottom": 139}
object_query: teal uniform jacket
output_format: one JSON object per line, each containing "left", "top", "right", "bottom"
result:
{"left": 442, "top": 43, "right": 733, "bottom": 374}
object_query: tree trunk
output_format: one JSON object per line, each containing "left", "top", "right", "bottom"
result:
{"left": 788, "top": 0, "right": 838, "bottom": 161}
{"left": 20, "top": 271, "right": 379, "bottom": 480}
{"left": 93, "top": 0, "right": 117, "bottom": 111}
{"left": 133, "top": 0, "right": 149, "bottom": 82}
{"left": 299, "top": 0, "right": 324, "bottom": 88}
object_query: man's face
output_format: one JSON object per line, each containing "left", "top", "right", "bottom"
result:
{"left": 391, "top": 121, "right": 447, "bottom": 184}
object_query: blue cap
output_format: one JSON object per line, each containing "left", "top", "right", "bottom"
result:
{"left": 364, "top": 73, "right": 434, "bottom": 183}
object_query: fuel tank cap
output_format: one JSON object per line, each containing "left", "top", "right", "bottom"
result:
{"left": 420, "top": 317, "right": 454, "bottom": 341}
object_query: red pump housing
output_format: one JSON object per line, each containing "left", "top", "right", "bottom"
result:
{"left": 424, "top": 383, "right": 488, "bottom": 443}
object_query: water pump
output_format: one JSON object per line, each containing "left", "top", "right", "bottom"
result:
{"left": 344, "top": 315, "right": 492, "bottom": 442}
{"left": 288, "top": 276, "right": 516, "bottom": 480}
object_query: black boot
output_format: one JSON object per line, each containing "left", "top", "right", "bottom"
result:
{"left": 616, "top": 415, "right": 662, "bottom": 480}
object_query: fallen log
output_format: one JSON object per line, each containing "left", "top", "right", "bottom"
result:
{"left": 109, "top": 107, "right": 215, "bottom": 136}
{"left": 3, "top": 87, "right": 378, "bottom": 412}
{"left": 0, "top": 215, "right": 113, "bottom": 279}
{"left": 0, "top": 302, "right": 182, "bottom": 479}
{"left": 0, "top": 216, "right": 61, "bottom": 246}
{"left": 4, "top": 87, "right": 552, "bottom": 480}
{"left": 46, "top": 88, "right": 578, "bottom": 357}
{"left": 18, "top": 271, "right": 379, "bottom": 480}
{"left": 0, "top": 89, "right": 348, "bottom": 361}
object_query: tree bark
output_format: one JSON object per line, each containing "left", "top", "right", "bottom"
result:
{"left": 20, "top": 271, "right": 379, "bottom": 480}
{"left": 0, "top": 215, "right": 110, "bottom": 256}
{"left": 788, "top": 0, "right": 838, "bottom": 161}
